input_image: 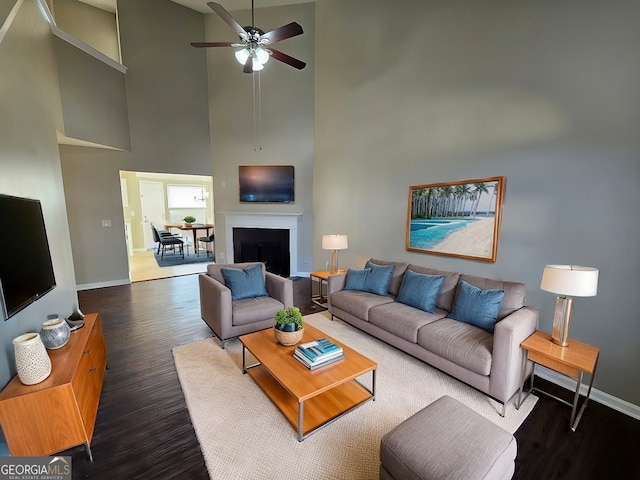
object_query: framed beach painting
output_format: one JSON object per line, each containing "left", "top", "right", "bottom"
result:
{"left": 406, "top": 176, "right": 506, "bottom": 262}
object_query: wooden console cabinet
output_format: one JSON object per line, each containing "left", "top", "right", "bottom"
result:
{"left": 0, "top": 313, "right": 106, "bottom": 460}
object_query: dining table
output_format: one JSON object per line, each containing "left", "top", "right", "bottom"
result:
{"left": 164, "top": 223, "right": 214, "bottom": 256}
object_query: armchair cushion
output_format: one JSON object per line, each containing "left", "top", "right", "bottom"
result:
{"left": 221, "top": 264, "right": 269, "bottom": 301}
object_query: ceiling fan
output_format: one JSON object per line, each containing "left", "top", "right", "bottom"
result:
{"left": 191, "top": 1, "right": 306, "bottom": 73}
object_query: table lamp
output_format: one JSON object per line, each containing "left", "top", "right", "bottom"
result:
{"left": 540, "top": 265, "right": 599, "bottom": 347}
{"left": 322, "top": 234, "right": 348, "bottom": 274}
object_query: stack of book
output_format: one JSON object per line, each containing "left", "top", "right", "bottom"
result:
{"left": 294, "top": 338, "right": 344, "bottom": 370}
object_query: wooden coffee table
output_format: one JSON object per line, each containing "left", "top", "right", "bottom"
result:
{"left": 240, "top": 323, "right": 377, "bottom": 441}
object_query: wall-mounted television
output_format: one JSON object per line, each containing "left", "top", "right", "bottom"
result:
{"left": 0, "top": 194, "right": 56, "bottom": 320}
{"left": 239, "top": 165, "right": 294, "bottom": 203}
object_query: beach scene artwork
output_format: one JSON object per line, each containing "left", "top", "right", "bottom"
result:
{"left": 406, "top": 177, "right": 505, "bottom": 262}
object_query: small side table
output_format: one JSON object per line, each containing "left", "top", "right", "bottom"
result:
{"left": 517, "top": 330, "right": 599, "bottom": 432}
{"left": 309, "top": 270, "right": 345, "bottom": 309}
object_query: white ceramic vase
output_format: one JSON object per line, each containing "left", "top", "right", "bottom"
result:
{"left": 13, "top": 333, "right": 52, "bottom": 385}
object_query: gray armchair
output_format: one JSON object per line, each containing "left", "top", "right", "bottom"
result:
{"left": 198, "top": 262, "right": 293, "bottom": 348}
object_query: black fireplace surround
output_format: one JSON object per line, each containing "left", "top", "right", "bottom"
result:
{"left": 232, "top": 228, "right": 290, "bottom": 277}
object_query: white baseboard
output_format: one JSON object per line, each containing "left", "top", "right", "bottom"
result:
{"left": 536, "top": 366, "right": 640, "bottom": 420}
{"left": 77, "top": 279, "right": 131, "bottom": 291}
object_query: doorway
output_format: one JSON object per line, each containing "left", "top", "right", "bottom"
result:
{"left": 119, "top": 171, "right": 215, "bottom": 282}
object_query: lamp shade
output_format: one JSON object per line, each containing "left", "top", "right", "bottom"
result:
{"left": 322, "top": 234, "right": 348, "bottom": 250}
{"left": 540, "top": 265, "right": 599, "bottom": 297}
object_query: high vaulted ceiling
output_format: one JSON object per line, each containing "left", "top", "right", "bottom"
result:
{"left": 79, "top": 0, "right": 313, "bottom": 15}
{"left": 172, "top": 1, "right": 314, "bottom": 14}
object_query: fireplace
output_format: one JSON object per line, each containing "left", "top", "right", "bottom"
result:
{"left": 233, "top": 228, "right": 290, "bottom": 276}
{"left": 222, "top": 213, "right": 301, "bottom": 276}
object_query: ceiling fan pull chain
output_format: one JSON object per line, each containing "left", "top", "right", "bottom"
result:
{"left": 257, "top": 71, "right": 262, "bottom": 151}
{"left": 252, "top": 70, "right": 262, "bottom": 151}
{"left": 253, "top": 71, "right": 257, "bottom": 151}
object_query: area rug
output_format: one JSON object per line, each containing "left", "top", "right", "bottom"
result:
{"left": 153, "top": 251, "right": 212, "bottom": 267}
{"left": 172, "top": 312, "right": 537, "bottom": 480}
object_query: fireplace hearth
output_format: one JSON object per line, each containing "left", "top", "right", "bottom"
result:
{"left": 233, "top": 228, "right": 290, "bottom": 277}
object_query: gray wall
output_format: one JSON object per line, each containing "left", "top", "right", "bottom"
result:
{"left": 0, "top": 0, "right": 77, "bottom": 394}
{"left": 53, "top": 0, "right": 120, "bottom": 62}
{"left": 54, "top": 36, "right": 130, "bottom": 149}
{"left": 59, "top": 0, "right": 211, "bottom": 287}
{"left": 205, "top": 2, "right": 315, "bottom": 273}
{"left": 314, "top": 0, "right": 640, "bottom": 406}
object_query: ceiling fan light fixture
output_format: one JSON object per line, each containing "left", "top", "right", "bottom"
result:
{"left": 251, "top": 58, "right": 264, "bottom": 71}
{"left": 255, "top": 46, "right": 269, "bottom": 64}
{"left": 235, "top": 48, "right": 250, "bottom": 65}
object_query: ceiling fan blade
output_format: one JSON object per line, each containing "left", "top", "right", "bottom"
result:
{"left": 190, "top": 42, "right": 234, "bottom": 48}
{"left": 207, "top": 2, "right": 247, "bottom": 38}
{"left": 269, "top": 48, "right": 306, "bottom": 70}
{"left": 261, "top": 22, "right": 303, "bottom": 45}
{"left": 243, "top": 54, "right": 253, "bottom": 74}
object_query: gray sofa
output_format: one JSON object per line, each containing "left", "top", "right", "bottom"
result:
{"left": 327, "top": 259, "right": 538, "bottom": 415}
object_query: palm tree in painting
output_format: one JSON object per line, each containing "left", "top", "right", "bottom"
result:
{"left": 457, "top": 183, "right": 472, "bottom": 217}
{"left": 471, "top": 182, "right": 489, "bottom": 218}
{"left": 486, "top": 183, "right": 498, "bottom": 217}
{"left": 411, "top": 188, "right": 433, "bottom": 219}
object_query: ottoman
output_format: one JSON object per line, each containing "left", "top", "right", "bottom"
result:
{"left": 380, "top": 396, "right": 517, "bottom": 480}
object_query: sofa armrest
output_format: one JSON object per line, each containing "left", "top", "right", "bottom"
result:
{"left": 489, "top": 306, "right": 539, "bottom": 403}
{"left": 199, "top": 273, "right": 232, "bottom": 339}
{"left": 327, "top": 272, "right": 347, "bottom": 310}
{"left": 265, "top": 272, "right": 293, "bottom": 308}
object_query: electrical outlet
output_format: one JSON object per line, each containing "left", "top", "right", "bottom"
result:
{"left": 102, "top": 219, "right": 112, "bottom": 227}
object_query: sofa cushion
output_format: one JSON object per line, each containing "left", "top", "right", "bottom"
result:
{"left": 369, "top": 302, "right": 447, "bottom": 343}
{"left": 367, "top": 259, "right": 409, "bottom": 296}
{"left": 460, "top": 274, "right": 526, "bottom": 320}
{"left": 330, "top": 289, "right": 394, "bottom": 321}
{"left": 221, "top": 264, "right": 269, "bottom": 301}
{"left": 406, "top": 265, "right": 461, "bottom": 312}
{"left": 395, "top": 269, "right": 445, "bottom": 313}
{"left": 343, "top": 264, "right": 395, "bottom": 296}
{"left": 344, "top": 268, "right": 370, "bottom": 291}
{"left": 417, "top": 318, "right": 494, "bottom": 376}
{"left": 448, "top": 280, "right": 505, "bottom": 333}
{"left": 231, "top": 296, "right": 284, "bottom": 326}
{"left": 363, "top": 261, "right": 394, "bottom": 295}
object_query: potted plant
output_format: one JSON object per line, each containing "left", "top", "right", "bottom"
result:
{"left": 183, "top": 215, "right": 196, "bottom": 226}
{"left": 274, "top": 306, "right": 304, "bottom": 345}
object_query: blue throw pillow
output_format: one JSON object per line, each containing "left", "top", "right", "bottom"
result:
{"left": 344, "top": 268, "right": 370, "bottom": 291}
{"left": 447, "top": 280, "right": 506, "bottom": 333}
{"left": 363, "top": 261, "right": 394, "bottom": 296}
{"left": 221, "top": 264, "right": 268, "bottom": 301}
{"left": 396, "top": 270, "right": 445, "bottom": 313}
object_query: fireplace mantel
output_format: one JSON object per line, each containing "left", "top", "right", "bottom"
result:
{"left": 222, "top": 212, "right": 302, "bottom": 276}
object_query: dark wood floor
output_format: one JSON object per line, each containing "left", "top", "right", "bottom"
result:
{"left": 65, "top": 274, "right": 639, "bottom": 479}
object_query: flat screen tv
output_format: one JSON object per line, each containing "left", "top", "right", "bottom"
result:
{"left": 0, "top": 194, "right": 56, "bottom": 320}
{"left": 239, "top": 165, "right": 294, "bottom": 203}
